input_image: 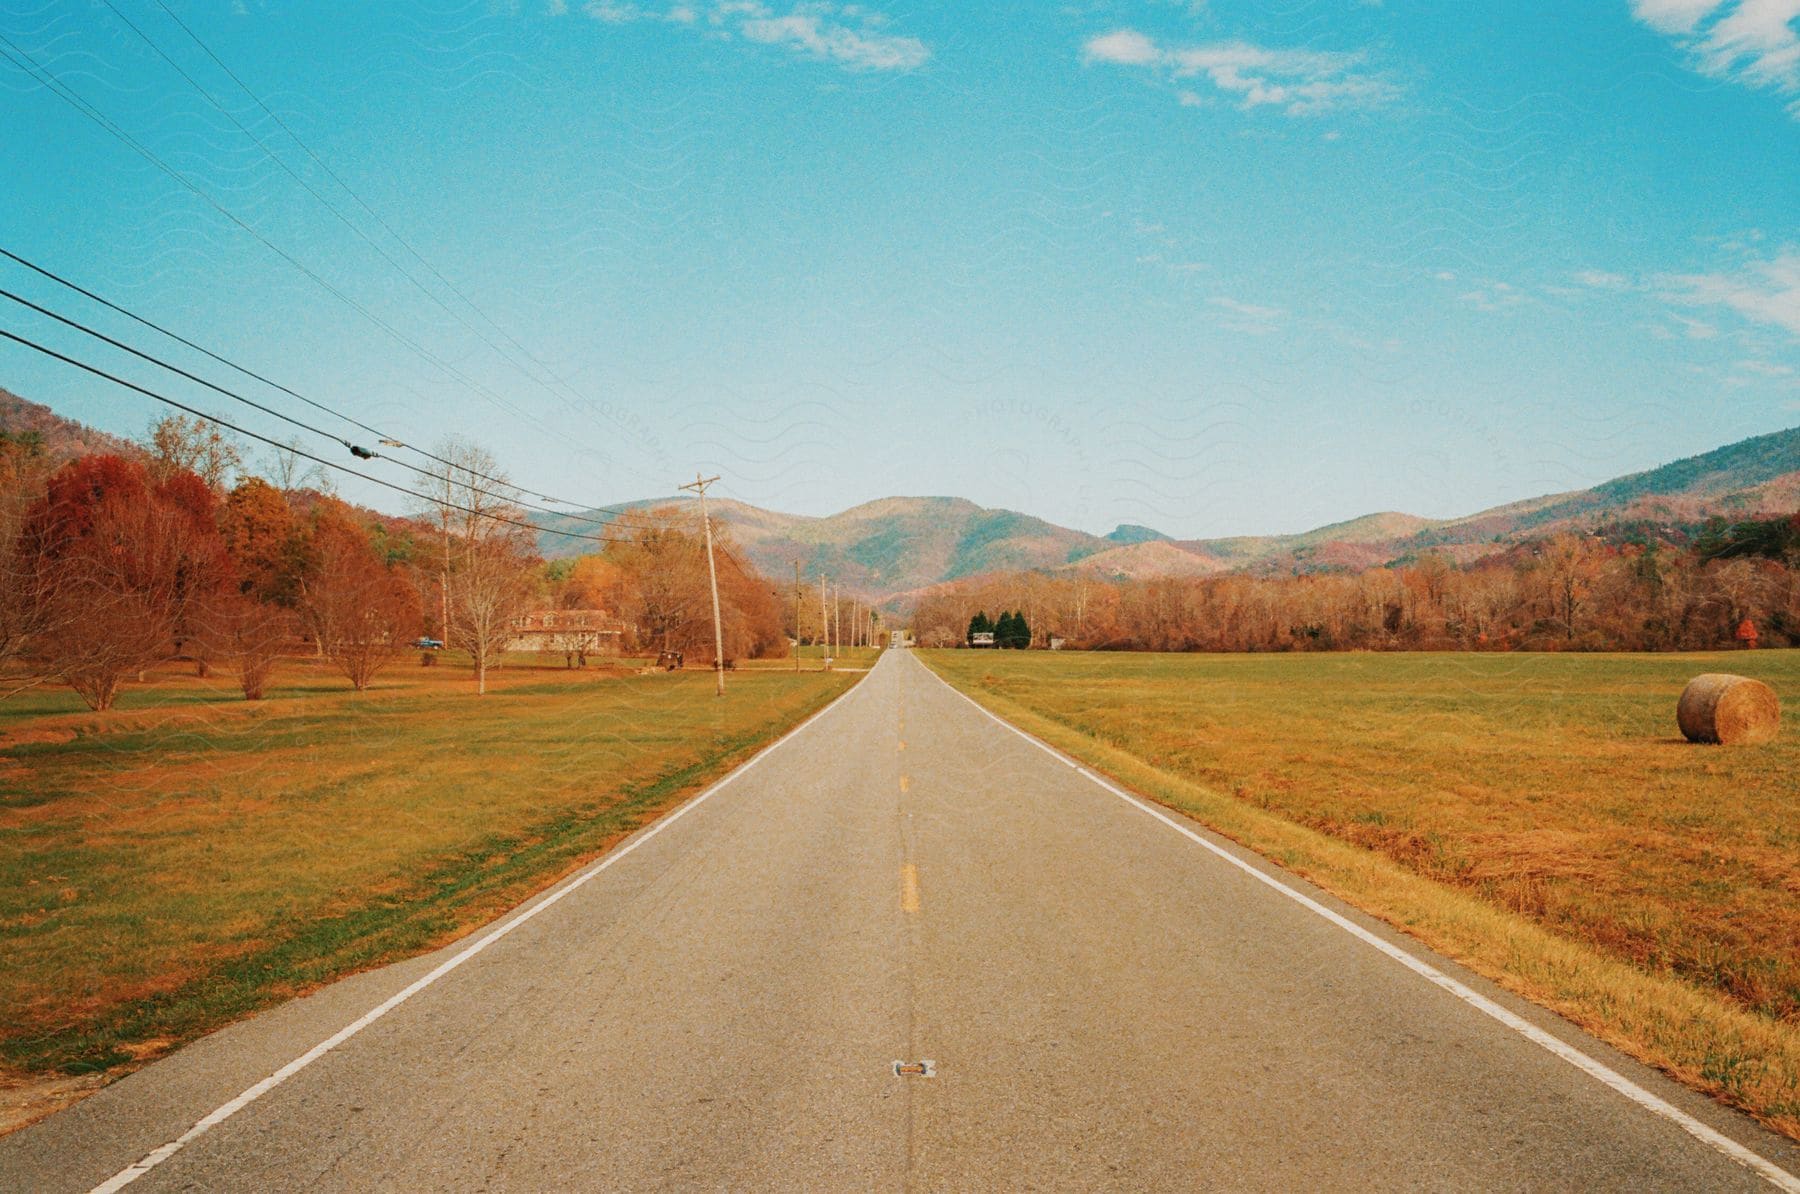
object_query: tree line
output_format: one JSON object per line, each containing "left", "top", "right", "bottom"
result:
{"left": 0, "top": 417, "right": 789, "bottom": 709}
{"left": 966, "top": 609, "right": 1032, "bottom": 648}
{"left": 909, "top": 519, "right": 1800, "bottom": 654}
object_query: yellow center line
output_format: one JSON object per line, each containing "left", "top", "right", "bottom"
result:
{"left": 900, "top": 863, "right": 921, "bottom": 913}
{"left": 899, "top": 774, "right": 910, "bottom": 793}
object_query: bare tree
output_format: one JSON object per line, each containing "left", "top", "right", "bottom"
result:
{"left": 147, "top": 415, "right": 243, "bottom": 493}
{"left": 416, "top": 439, "right": 537, "bottom": 694}
{"left": 451, "top": 531, "right": 536, "bottom": 694}
{"left": 198, "top": 594, "right": 296, "bottom": 700}
{"left": 262, "top": 435, "right": 330, "bottom": 498}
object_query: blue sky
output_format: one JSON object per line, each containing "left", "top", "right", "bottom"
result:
{"left": 2, "top": 0, "right": 1798, "bottom": 539}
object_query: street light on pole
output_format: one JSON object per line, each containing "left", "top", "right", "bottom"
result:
{"left": 679, "top": 472, "right": 726, "bottom": 697}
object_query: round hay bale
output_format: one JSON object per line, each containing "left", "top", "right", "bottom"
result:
{"left": 1677, "top": 673, "right": 1780, "bottom": 745}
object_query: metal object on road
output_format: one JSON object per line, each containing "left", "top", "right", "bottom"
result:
{"left": 893, "top": 1060, "right": 936, "bottom": 1078}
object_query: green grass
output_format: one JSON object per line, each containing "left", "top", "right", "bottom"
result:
{"left": 922, "top": 648, "right": 1800, "bottom": 1139}
{"left": 0, "top": 655, "right": 857, "bottom": 1095}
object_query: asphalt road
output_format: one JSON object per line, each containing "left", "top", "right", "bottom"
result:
{"left": 6, "top": 649, "right": 1798, "bottom": 1192}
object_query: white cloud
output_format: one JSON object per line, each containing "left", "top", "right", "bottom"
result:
{"left": 1573, "top": 268, "right": 1631, "bottom": 290}
{"left": 568, "top": 1, "right": 927, "bottom": 70}
{"left": 1666, "top": 248, "right": 1800, "bottom": 336}
{"left": 1458, "top": 280, "right": 1527, "bottom": 312}
{"left": 1738, "top": 358, "right": 1796, "bottom": 375}
{"left": 1209, "top": 295, "right": 1281, "bottom": 320}
{"left": 1082, "top": 28, "right": 1400, "bottom": 117}
{"left": 1085, "top": 29, "right": 1160, "bottom": 65}
{"left": 739, "top": 9, "right": 928, "bottom": 70}
{"left": 1633, "top": 0, "right": 1726, "bottom": 33}
{"left": 1631, "top": 0, "right": 1800, "bottom": 117}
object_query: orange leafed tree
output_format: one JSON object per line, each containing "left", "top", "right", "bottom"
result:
{"left": 608, "top": 509, "right": 786, "bottom": 662}
{"left": 300, "top": 500, "right": 420, "bottom": 691}
{"left": 20, "top": 455, "right": 234, "bottom": 709}
{"left": 219, "top": 476, "right": 305, "bottom": 607}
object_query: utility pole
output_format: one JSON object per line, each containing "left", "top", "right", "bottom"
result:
{"left": 793, "top": 560, "right": 802, "bottom": 673}
{"left": 833, "top": 582, "right": 840, "bottom": 661}
{"left": 679, "top": 473, "right": 726, "bottom": 697}
{"left": 820, "top": 574, "right": 831, "bottom": 671}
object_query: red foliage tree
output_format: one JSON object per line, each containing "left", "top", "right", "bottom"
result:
{"left": 299, "top": 500, "right": 420, "bottom": 691}
{"left": 21, "top": 455, "right": 233, "bottom": 709}
{"left": 219, "top": 476, "right": 306, "bottom": 606}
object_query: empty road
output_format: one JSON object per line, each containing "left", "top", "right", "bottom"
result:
{"left": 5, "top": 650, "right": 1798, "bottom": 1191}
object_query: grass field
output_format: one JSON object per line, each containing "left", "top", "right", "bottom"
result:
{"left": 0, "top": 651, "right": 857, "bottom": 1127}
{"left": 922, "top": 648, "right": 1800, "bottom": 1139}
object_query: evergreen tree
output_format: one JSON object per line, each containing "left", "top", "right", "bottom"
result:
{"left": 967, "top": 610, "right": 992, "bottom": 645}
{"left": 1012, "top": 609, "right": 1032, "bottom": 648}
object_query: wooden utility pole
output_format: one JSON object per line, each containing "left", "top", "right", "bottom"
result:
{"left": 793, "top": 560, "right": 802, "bottom": 673}
{"left": 679, "top": 473, "right": 726, "bottom": 697}
{"left": 821, "top": 574, "right": 830, "bottom": 671}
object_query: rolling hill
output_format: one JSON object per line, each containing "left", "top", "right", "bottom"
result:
{"left": 540, "top": 425, "right": 1800, "bottom": 600}
{"left": 0, "top": 388, "right": 142, "bottom": 463}
{"left": 5, "top": 385, "right": 1794, "bottom": 603}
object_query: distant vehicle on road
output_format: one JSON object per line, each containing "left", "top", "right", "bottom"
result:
{"left": 413, "top": 637, "right": 444, "bottom": 650}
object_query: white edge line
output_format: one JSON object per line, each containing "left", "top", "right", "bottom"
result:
{"left": 89, "top": 669, "right": 874, "bottom": 1194}
{"left": 918, "top": 657, "right": 1800, "bottom": 1193}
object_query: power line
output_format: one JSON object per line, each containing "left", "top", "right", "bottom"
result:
{"left": 40, "top": 7, "right": 670, "bottom": 497}
{"left": 0, "top": 326, "right": 637, "bottom": 549}
{"left": 0, "top": 32, "right": 602, "bottom": 464}
{"left": 96, "top": 0, "right": 576, "bottom": 407}
{"left": 0, "top": 246, "right": 659, "bottom": 528}
{"left": 0, "top": 286, "right": 644, "bottom": 534}
{"left": 144, "top": 0, "right": 559, "bottom": 386}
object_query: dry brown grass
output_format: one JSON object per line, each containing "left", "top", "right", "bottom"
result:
{"left": 923, "top": 648, "right": 1800, "bottom": 1140}
{"left": 0, "top": 651, "right": 856, "bottom": 1130}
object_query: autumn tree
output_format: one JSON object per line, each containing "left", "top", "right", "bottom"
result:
{"left": 147, "top": 414, "right": 243, "bottom": 492}
{"left": 562, "top": 552, "right": 626, "bottom": 611}
{"left": 21, "top": 455, "right": 233, "bottom": 709}
{"left": 300, "top": 501, "right": 419, "bottom": 691}
{"left": 199, "top": 595, "right": 295, "bottom": 700}
{"left": 220, "top": 477, "right": 306, "bottom": 606}
{"left": 1539, "top": 534, "right": 1598, "bottom": 643}
{"left": 0, "top": 429, "right": 59, "bottom": 682}
{"left": 605, "top": 510, "right": 785, "bottom": 662}
{"left": 613, "top": 509, "right": 710, "bottom": 654}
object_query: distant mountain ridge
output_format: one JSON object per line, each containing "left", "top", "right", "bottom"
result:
{"left": 0, "top": 388, "right": 142, "bottom": 463}
{"left": 6, "top": 386, "right": 1795, "bottom": 604}
{"left": 540, "top": 426, "right": 1800, "bottom": 600}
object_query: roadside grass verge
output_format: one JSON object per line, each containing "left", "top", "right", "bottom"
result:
{"left": 920, "top": 649, "right": 1800, "bottom": 1141}
{"left": 0, "top": 654, "right": 857, "bottom": 1127}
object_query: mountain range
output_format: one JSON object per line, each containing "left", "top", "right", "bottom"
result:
{"left": 536, "top": 425, "right": 1800, "bottom": 602}
{"left": 6, "top": 388, "right": 1795, "bottom": 605}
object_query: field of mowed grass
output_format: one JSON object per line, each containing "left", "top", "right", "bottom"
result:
{"left": 747, "top": 644, "right": 883, "bottom": 671}
{"left": 0, "top": 652, "right": 857, "bottom": 1125}
{"left": 922, "top": 648, "right": 1800, "bottom": 1138}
